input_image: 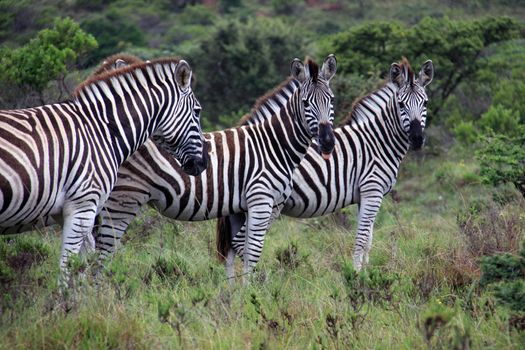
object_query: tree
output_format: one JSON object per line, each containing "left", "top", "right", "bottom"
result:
{"left": 80, "top": 9, "right": 146, "bottom": 66}
{"left": 191, "top": 17, "right": 307, "bottom": 127}
{"left": 0, "top": 17, "right": 98, "bottom": 107}
{"left": 318, "top": 16, "right": 522, "bottom": 123}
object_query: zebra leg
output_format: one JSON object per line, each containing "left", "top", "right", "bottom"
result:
{"left": 224, "top": 213, "right": 247, "bottom": 281}
{"left": 225, "top": 249, "right": 236, "bottom": 283}
{"left": 94, "top": 195, "right": 146, "bottom": 264}
{"left": 243, "top": 201, "right": 274, "bottom": 284}
{"left": 353, "top": 191, "right": 383, "bottom": 271}
{"left": 59, "top": 203, "right": 98, "bottom": 286}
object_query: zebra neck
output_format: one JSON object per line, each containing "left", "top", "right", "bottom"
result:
{"left": 239, "top": 78, "right": 301, "bottom": 127}
{"left": 345, "top": 83, "right": 410, "bottom": 162}
{"left": 268, "top": 97, "right": 311, "bottom": 158}
{"left": 74, "top": 88, "right": 158, "bottom": 167}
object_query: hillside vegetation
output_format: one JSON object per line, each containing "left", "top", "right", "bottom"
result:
{"left": 1, "top": 0, "right": 525, "bottom": 348}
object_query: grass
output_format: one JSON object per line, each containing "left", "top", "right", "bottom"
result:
{"left": 1, "top": 142, "right": 524, "bottom": 349}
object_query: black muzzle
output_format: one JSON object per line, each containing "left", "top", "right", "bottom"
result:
{"left": 409, "top": 119, "right": 424, "bottom": 150}
{"left": 318, "top": 122, "right": 335, "bottom": 159}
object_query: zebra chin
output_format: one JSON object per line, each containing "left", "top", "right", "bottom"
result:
{"left": 409, "top": 119, "right": 425, "bottom": 150}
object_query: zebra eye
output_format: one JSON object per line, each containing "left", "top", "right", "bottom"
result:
{"left": 303, "top": 100, "right": 310, "bottom": 108}
{"left": 423, "top": 101, "right": 428, "bottom": 107}
{"left": 194, "top": 108, "right": 201, "bottom": 117}
{"left": 398, "top": 101, "right": 405, "bottom": 109}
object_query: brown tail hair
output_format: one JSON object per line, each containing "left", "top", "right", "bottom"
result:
{"left": 216, "top": 216, "right": 232, "bottom": 262}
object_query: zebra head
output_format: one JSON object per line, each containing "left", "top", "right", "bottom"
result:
{"left": 390, "top": 58, "right": 434, "bottom": 150}
{"left": 152, "top": 60, "right": 208, "bottom": 176}
{"left": 291, "top": 55, "right": 337, "bottom": 160}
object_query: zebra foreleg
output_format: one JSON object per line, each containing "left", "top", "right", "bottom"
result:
{"left": 243, "top": 201, "right": 274, "bottom": 284}
{"left": 353, "top": 191, "right": 383, "bottom": 271}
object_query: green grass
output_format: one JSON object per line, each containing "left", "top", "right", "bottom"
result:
{"left": 1, "top": 143, "right": 524, "bottom": 349}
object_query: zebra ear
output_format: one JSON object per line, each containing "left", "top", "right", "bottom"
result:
{"left": 418, "top": 60, "right": 434, "bottom": 87}
{"left": 390, "top": 62, "right": 405, "bottom": 88}
{"left": 114, "top": 59, "right": 128, "bottom": 69}
{"left": 175, "top": 60, "right": 192, "bottom": 91}
{"left": 290, "top": 58, "right": 306, "bottom": 82}
{"left": 321, "top": 54, "right": 337, "bottom": 81}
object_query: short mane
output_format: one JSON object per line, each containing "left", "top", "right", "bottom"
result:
{"left": 339, "top": 57, "right": 414, "bottom": 126}
{"left": 237, "top": 77, "right": 297, "bottom": 127}
{"left": 74, "top": 57, "right": 181, "bottom": 97}
{"left": 91, "top": 53, "right": 144, "bottom": 77}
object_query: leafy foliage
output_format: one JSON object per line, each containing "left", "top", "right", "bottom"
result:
{"left": 190, "top": 17, "right": 306, "bottom": 126}
{"left": 80, "top": 9, "right": 146, "bottom": 66}
{"left": 0, "top": 17, "right": 97, "bottom": 106}
{"left": 318, "top": 16, "right": 522, "bottom": 123}
{"left": 476, "top": 131, "right": 525, "bottom": 195}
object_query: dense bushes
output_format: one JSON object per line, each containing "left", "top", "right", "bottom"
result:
{"left": 190, "top": 17, "right": 306, "bottom": 126}
{"left": 0, "top": 17, "right": 97, "bottom": 108}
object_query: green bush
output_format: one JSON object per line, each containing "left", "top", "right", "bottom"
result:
{"left": 190, "top": 17, "right": 306, "bottom": 126}
{"left": 478, "top": 104, "right": 521, "bottom": 136}
{"left": 480, "top": 253, "right": 524, "bottom": 286}
{"left": 0, "top": 17, "right": 97, "bottom": 106}
{"left": 81, "top": 9, "right": 146, "bottom": 66}
{"left": 476, "top": 131, "right": 525, "bottom": 195}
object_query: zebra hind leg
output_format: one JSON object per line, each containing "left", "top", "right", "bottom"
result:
{"left": 225, "top": 213, "right": 247, "bottom": 282}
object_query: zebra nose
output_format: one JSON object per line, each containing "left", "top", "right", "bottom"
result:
{"left": 319, "top": 122, "right": 335, "bottom": 158}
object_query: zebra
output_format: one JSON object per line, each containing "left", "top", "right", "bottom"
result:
{"left": 0, "top": 57, "right": 208, "bottom": 281}
{"left": 91, "top": 55, "right": 337, "bottom": 281}
{"left": 217, "top": 58, "right": 434, "bottom": 272}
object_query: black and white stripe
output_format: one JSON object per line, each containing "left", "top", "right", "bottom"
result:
{"left": 219, "top": 58, "right": 434, "bottom": 271}
{"left": 0, "top": 58, "right": 207, "bottom": 279}
{"left": 93, "top": 55, "right": 337, "bottom": 281}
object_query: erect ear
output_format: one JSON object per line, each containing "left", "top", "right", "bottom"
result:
{"left": 321, "top": 54, "right": 337, "bottom": 81}
{"left": 114, "top": 59, "right": 128, "bottom": 69}
{"left": 389, "top": 62, "right": 405, "bottom": 88}
{"left": 418, "top": 60, "right": 434, "bottom": 87}
{"left": 175, "top": 60, "right": 192, "bottom": 91}
{"left": 290, "top": 58, "right": 306, "bottom": 82}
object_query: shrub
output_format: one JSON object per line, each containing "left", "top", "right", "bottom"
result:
{"left": 478, "top": 104, "right": 521, "bottom": 137}
{"left": 81, "top": 9, "right": 146, "bottom": 66}
{"left": 189, "top": 17, "right": 306, "bottom": 126}
{"left": 476, "top": 131, "right": 525, "bottom": 196}
{"left": 0, "top": 17, "right": 97, "bottom": 107}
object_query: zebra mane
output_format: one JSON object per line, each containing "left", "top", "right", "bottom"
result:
{"left": 90, "top": 53, "right": 144, "bottom": 77}
{"left": 338, "top": 80, "right": 395, "bottom": 127}
{"left": 236, "top": 77, "right": 299, "bottom": 127}
{"left": 306, "top": 58, "right": 319, "bottom": 83}
{"left": 74, "top": 57, "right": 181, "bottom": 97}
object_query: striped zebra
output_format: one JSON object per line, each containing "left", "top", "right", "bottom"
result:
{"left": 0, "top": 58, "right": 207, "bottom": 279}
{"left": 92, "top": 55, "right": 337, "bottom": 281}
{"left": 217, "top": 58, "right": 434, "bottom": 272}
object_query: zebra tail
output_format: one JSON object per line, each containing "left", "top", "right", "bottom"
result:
{"left": 216, "top": 216, "right": 232, "bottom": 262}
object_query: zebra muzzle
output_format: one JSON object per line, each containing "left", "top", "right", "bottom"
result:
{"left": 318, "top": 122, "right": 335, "bottom": 159}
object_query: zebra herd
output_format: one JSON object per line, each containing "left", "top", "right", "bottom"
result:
{"left": 0, "top": 52, "right": 433, "bottom": 286}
